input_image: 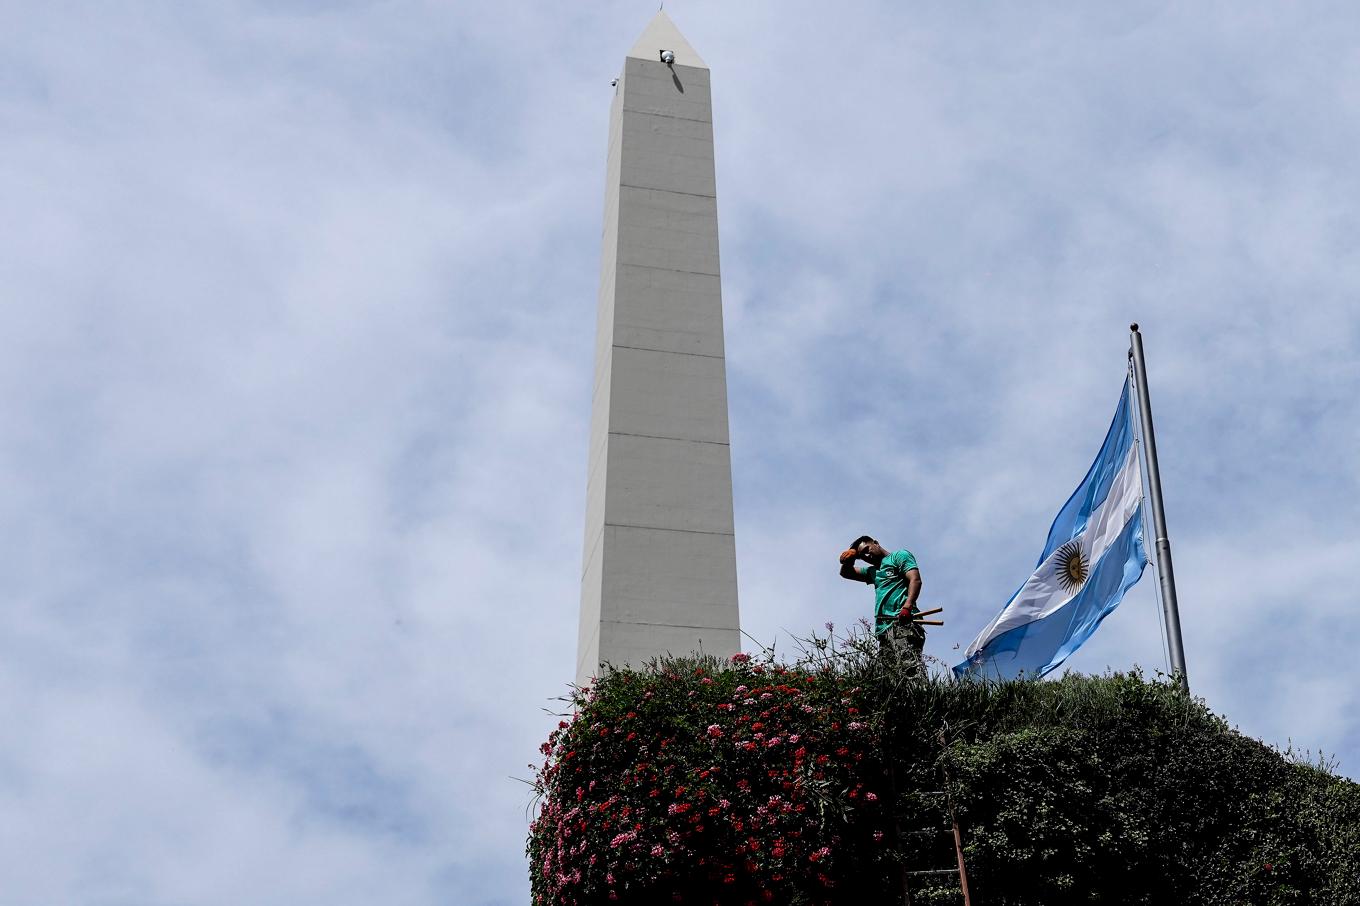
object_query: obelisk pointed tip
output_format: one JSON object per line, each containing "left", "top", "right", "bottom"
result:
{"left": 627, "top": 9, "right": 707, "bottom": 69}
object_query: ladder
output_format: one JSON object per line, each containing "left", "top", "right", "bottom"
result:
{"left": 892, "top": 730, "right": 974, "bottom": 905}
{"left": 900, "top": 787, "right": 973, "bottom": 906}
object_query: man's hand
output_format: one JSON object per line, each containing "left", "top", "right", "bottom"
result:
{"left": 839, "top": 548, "right": 870, "bottom": 583}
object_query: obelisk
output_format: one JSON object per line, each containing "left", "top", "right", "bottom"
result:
{"left": 577, "top": 12, "right": 740, "bottom": 686}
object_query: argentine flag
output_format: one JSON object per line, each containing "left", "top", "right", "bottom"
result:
{"left": 954, "top": 382, "right": 1149, "bottom": 681}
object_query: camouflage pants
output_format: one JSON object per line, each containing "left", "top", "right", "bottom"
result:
{"left": 879, "top": 621, "right": 925, "bottom": 673}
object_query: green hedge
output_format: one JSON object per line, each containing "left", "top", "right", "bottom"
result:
{"left": 528, "top": 630, "right": 1360, "bottom": 905}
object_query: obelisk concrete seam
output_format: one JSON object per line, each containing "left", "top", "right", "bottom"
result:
{"left": 612, "top": 344, "right": 723, "bottom": 359}
{"left": 608, "top": 431, "right": 730, "bottom": 446}
{"left": 619, "top": 184, "right": 717, "bottom": 200}
{"left": 602, "top": 524, "right": 735, "bottom": 537}
{"left": 610, "top": 262, "right": 720, "bottom": 275}
{"left": 603, "top": 619, "right": 738, "bottom": 631}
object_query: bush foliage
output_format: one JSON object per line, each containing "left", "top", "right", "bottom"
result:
{"left": 527, "top": 628, "right": 1360, "bottom": 905}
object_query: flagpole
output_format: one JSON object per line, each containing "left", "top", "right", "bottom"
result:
{"left": 1129, "top": 324, "right": 1189, "bottom": 694}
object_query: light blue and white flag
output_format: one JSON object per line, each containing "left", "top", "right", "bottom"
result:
{"left": 954, "top": 381, "right": 1149, "bottom": 681}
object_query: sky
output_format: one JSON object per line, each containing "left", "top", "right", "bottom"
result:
{"left": 2, "top": 2, "right": 1358, "bottom": 903}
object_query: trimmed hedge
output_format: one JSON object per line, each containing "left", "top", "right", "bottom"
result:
{"left": 528, "top": 630, "right": 1360, "bottom": 905}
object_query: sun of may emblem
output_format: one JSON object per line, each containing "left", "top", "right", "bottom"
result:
{"left": 1054, "top": 540, "right": 1090, "bottom": 593}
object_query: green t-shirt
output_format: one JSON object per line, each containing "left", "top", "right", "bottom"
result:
{"left": 859, "top": 549, "right": 920, "bottom": 636}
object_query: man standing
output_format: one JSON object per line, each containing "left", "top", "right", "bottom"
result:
{"left": 839, "top": 536, "right": 925, "bottom": 665}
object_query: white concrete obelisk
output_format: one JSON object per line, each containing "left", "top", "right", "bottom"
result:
{"left": 577, "top": 12, "right": 739, "bottom": 686}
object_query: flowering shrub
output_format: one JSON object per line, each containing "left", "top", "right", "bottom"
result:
{"left": 528, "top": 632, "right": 906, "bottom": 905}
{"left": 528, "top": 628, "right": 1360, "bottom": 905}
